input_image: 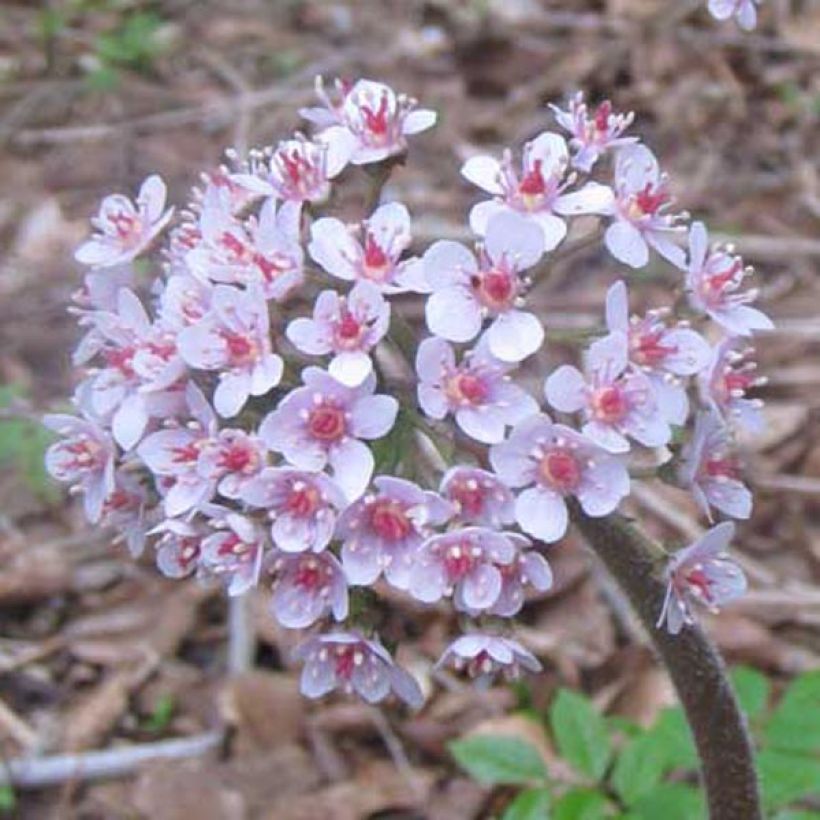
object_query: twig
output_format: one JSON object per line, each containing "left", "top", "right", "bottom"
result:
{"left": 0, "top": 698, "right": 38, "bottom": 751}
{"left": 0, "top": 730, "right": 224, "bottom": 788}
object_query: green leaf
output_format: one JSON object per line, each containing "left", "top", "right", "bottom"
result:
{"left": 0, "top": 786, "right": 15, "bottom": 815}
{"left": 501, "top": 787, "right": 552, "bottom": 820}
{"left": 552, "top": 788, "right": 609, "bottom": 820}
{"left": 143, "top": 693, "right": 175, "bottom": 733}
{"left": 766, "top": 671, "right": 820, "bottom": 753}
{"left": 627, "top": 783, "right": 705, "bottom": 820}
{"left": 730, "top": 666, "right": 771, "bottom": 720}
{"left": 611, "top": 732, "right": 668, "bottom": 805}
{"left": 650, "top": 708, "right": 698, "bottom": 770}
{"left": 449, "top": 735, "right": 548, "bottom": 786}
{"left": 549, "top": 690, "right": 612, "bottom": 780}
{"left": 758, "top": 749, "right": 820, "bottom": 810}
{"left": 772, "top": 811, "right": 820, "bottom": 820}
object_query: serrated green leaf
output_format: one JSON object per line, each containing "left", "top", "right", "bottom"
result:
{"left": 552, "top": 788, "right": 609, "bottom": 820}
{"left": 549, "top": 690, "right": 611, "bottom": 780}
{"left": 758, "top": 749, "right": 820, "bottom": 810}
{"left": 449, "top": 735, "right": 548, "bottom": 785}
{"left": 730, "top": 666, "right": 771, "bottom": 720}
{"left": 766, "top": 671, "right": 820, "bottom": 753}
{"left": 628, "top": 783, "right": 705, "bottom": 820}
{"left": 501, "top": 787, "right": 551, "bottom": 820}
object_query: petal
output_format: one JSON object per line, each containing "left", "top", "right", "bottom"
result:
{"left": 349, "top": 394, "right": 398, "bottom": 439}
{"left": 415, "top": 336, "right": 455, "bottom": 382}
{"left": 460, "top": 564, "right": 503, "bottom": 611}
{"left": 468, "top": 200, "right": 508, "bottom": 236}
{"left": 515, "top": 487, "right": 568, "bottom": 543}
{"left": 329, "top": 351, "right": 372, "bottom": 387}
{"left": 646, "top": 231, "right": 686, "bottom": 268}
{"left": 308, "top": 217, "right": 359, "bottom": 281}
{"left": 456, "top": 406, "right": 506, "bottom": 444}
{"left": 460, "top": 155, "right": 504, "bottom": 195}
{"left": 526, "top": 132, "right": 568, "bottom": 176}
{"left": 418, "top": 384, "right": 449, "bottom": 419}
{"left": 544, "top": 365, "right": 587, "bottom": 413}
{"left": 423, "top": 241, "right": 476, "bottom": 290}
{"left": 486, "top": 310, "right": 544, "bottom": 363}
{"left": 582, "top": 420, "right": 630, "bottom": 453}
{"left": 605, "top": 280, "right": 629, "bottom": 333}
{"left": 329, "top": 438, "right": 373, "bottom": 501}
{"left": 554, "top": 182, "right": 615, "bottom": 216}
{"left": 485, "top": 211, "right": 545, "bottom": 270}
{"left": 662, "top": 328, "right": 711, "bottom": 374}
{"left": 112, "top": 394, "right": 148, "bottom": 450}
{"left": 688, "top": 221, "right": 709, "bottom": 271}
{"left": 605, "top": 220, "right": 649, "bottom": 269}
{"left": 425, "top": 287, "right": 482, "bottom": 343}
{"left": 214, "top": 371, "right": 251, "bottom": 418}
{"left": 286, "top": 317, "right": 332, "bottom": 355}
{"left": 528, "top": 211, "right": 567, "bottom": 253}
{"left": 578, "top": 457, "right": 630, "bottom": 516}
{"left": 403, "top": 108, "right": 437, "bottom": 134}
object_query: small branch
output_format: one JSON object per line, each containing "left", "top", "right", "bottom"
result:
{"left": 0, "top": 731, "right": 224, "bottom": 789}
{"left": 571, "top": 504, "right": 761, "bottom": 820}
{"left": 227, "top": 593, "right": 255, "bottom": 676}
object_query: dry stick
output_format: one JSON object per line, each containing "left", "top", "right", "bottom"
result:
{"left": 571, "top": 504, "right": 761, "bottom": 820}
{"left": 0, "top": 730, "right": 224, "bottom": 789}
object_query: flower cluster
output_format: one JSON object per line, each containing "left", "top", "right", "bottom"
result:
{"left": 47, "top": 78, "right": 771, "bottom": 708}
{"left": 706, "top": 0, "right": 762, "bottom": 30}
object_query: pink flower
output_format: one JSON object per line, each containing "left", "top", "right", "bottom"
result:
{"left": 270, "top": 551, "right": 348, "bottom": 629}
{"left": 490, "top": 413, "right": 630, "bottom": 542}
{"left": 232, "top": 133, "right": 354, "bottom": 204}
{"left": 605, "top": 280, "right": 710, "bottom": 424}
{"left": 137, "top": 384, "right": 218, "bottom": 517}
{"left": 200, "top": 512, "right": 265, "bottom": 596}
{"left": 707, "top": 0, "right": 760, "bottom": 30}
{"left": 309, "top": 78, "right": 437, "bottom": 165}
{"left": 658, "top": 522, "right": 747, "bottom": 634}
{"left": 294, "top": 632, "right": 423, "bottom": 708}
{"left": 545, "top": 332, "right": 671, "bottom": 453}
{"left": 308, "top": 202, "right": 428, "bottom": 294}
{"left": 286, "top": 281, "right": 390, "bottom": 387}
{"left": 152, "top": 518, "right": 206, "bottom": 580}
{"left": 177, "top": 284, "right": 283, "bottom": 418}
{"left": 101, "top": 471, "right": 151, "bottom": 557}
{"left": 491, "top": 545, "right": 553, "bottom": 617}
{"left": 44, "top": 412, "right": 116, "bottom": 523}
{"left": 699, "top": 338, "right": 765, "bottom": 433}
{"left": 158, "top": 274, "right": 214, "bottom": 330}
{"left": 601, "top": 145, "right": 687, "bottom": 269}
{"left": 337, "top": 476, "right": 452, "bottom": 589}
{"left": 259, "top": 368, "right": 397, "bottom": 500}
{"left": 679, "top": 222, "right": 773, "bottom": 337}
{"left": 679, "top": 411, "right": 752, "bottom": 521}
{"left": 550, "top": 92, "right": 638, "bottom": 172}
{"left": 187, "top": 193, "right": 303, "bottom": 302}
{"left": 415, "top": 336, "right": 537, "bottom": 444}
{"left": 424, "top": 212, "right": 545, "bottom": 362}
{"left": 196, "top": 428, "right": 267, "bottom": 499}
{"left": 436, "top": 634, "right": 541, "bottom": 684}
{"left": 410, "top": 528, "right": 532, "bottom": 613}
{"left": 439, "top": 466, "right": 515, "bottom": 528}
{"left": 75, "top": 175, "right": 174, "bottom": 267}
{"left": 240, "top": 467, "right": 347, "bottom": 553}
{"left": 461, "top": 131, "right": 613, "bottom": 249}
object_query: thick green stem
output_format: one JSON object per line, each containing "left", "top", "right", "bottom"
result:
{"left": 571, "top": 505, "right": 761, "bottom": 820}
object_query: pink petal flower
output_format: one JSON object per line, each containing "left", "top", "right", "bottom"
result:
{"left": 437, "top": 633, "right": 541, "bottom": 684}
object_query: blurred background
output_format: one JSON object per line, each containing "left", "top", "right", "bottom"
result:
{"left": 0, "top": 0, "right": 819, "bottom": 817}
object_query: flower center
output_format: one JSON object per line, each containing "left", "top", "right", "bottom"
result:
{"left": 223, "top": 332, "right": 256, "bottom": 365}
{"left": 445, "top": 372, "right": 487, "bottom": 406}
{"left": 684, "top": 566, "right": 714, "bottom": 604}
{"left": 285, "top": 482, "right": 321, "bottom": 517}
{"left": 518, "top": 159, "right": 546, "bottom": 203}
{"left": 592, "top": 385, "right": 628, "bottom": 423}
{"left": 334, "top": 645, "right": 359, "bottom": 680}
{"left": 362, "top": 232, "right": 391, "bottom": 279}
{"left": 335, "top": 310, "right": 363, "bottom": 348}
{"left": 630, "top": 183, "right": 669, "bottom": 218}
{"left": 307, "top": 404, "right": 347, "bottom": 442}
{"left": 450, "top": 479, "right": 486, "bottom": 517}
{"left": 539, "top": 449, "right": 582, "bottom": 491}
{"left": 369, "top": 499, "right": 412, "bottom": 541}
{"left": 218, "top": 441, "right": 255, "bottom": 473}
{"left": 443, "top": 542, "right": 475, "bottom": 580}
{"left": 631, "top": 329, "right": 676, "bottom": 367}
{"left": 593, "top": 100, "right": 612, "bottom": 135}
{"left": 294, "top": 557, "right": 323, "bottom": 591}
{"left": 472, "top": 267, "right": 516, "bottom": 311}
{"left": 704, "top": 456, "right": 740, "bottom": 481}
{"left": 360, "top": 93, "right": 390, "bottom": 137}
{"left": 103, "top": 346, "right": 136, "bottom": 377}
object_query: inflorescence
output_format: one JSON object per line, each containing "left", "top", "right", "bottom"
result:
{"left": 46, "top": 77, "right": 772, "bottom": 708}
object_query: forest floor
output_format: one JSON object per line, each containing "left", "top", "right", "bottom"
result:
{"left": 0, "top": 1, "right": 819, "bottom": 817}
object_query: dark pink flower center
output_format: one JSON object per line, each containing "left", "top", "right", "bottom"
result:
{"left": 307, "top": 404, "right": 347, "bottom": 442}
{"left": 472, "top": 268, "right": 516, "bottom": 311}
{"left": 285, "top": 483, "right": 320, "bottom": 517}
{"left": 363, "top": 233, "right": 390, "bottom": 276}
{"left": 445, "top": 372, "right": 487, "bottom": 406}
{"left": 443, "top": 542, "right": 475, "bottom": 580}
{"left": 539, "top": 449, "right": 582, "bottom": 491}
{"left": 110, "top": 210, "right": 139, "bottom": 240}
{"left": 172, "top": 441, "right": 200, "bottom": 464}
{"left": 223, "top": 331, "right": 256, "bottom": 365}
{"left": 593, "top": 100, "right": 612, "bottom": 134}
{"left": 334, "top": 646, "right": 357, "bottom": 680}
{"left": 335, "top": 310, "right": 363, "bottom": 347}
{"left": 369, "top": 500, "right": 412, "bottom": 541}
{"left": 104, "top": 346, "right": 136, "bottom": 377}
{"left": 361, "top": 93, "right": 389, "bottom": 136}
{"left": 631, "top": 329, "right": 677, "bottom": 367}
{"left": 281, "top": 149, "right": 310, "bottom": 185}
{"left": 450, "top": 480, "right": 486, "bottom": 517}
{"left": 592, "top": 385, "right": 628, "bottom": 422}
{"left": 633, "top": 183, "right": 669, "bottom": 217}
{"left": 218, "top": 442, "right": 254, "bottom": 473}
{"left": 518, "top": 159, "right": 546, "bottom": 197}
{"left": 294, "top": 558, "right": 323, "bottom": 591}
{"left": 684, "top": 567, "right": 714, "bottom": 604}
{"left": 63, "top": 437, "right": 104, "bottom": 472}
{"left": 705, "top": 457, "right": 740, "bottom": 481}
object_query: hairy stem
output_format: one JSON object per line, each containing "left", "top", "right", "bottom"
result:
{"left": 570, "top": 505, "right": 761, "bottom": 820}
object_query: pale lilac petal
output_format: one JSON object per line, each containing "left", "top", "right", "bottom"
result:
{"left": 468, "top": 200, "right": 508, "bottom": 236}
{"left": 403, "top": 108, "right": 437, "bottom": 134}
{"left": 486, "top": 310, "right": 544, "bottom": 363}
{"left": 214, "top": 371, "right": 251, "bottom": 418}
{"left": 652, "top": 378, "right": 689, "bottom": 426}
{"left": 663, "top": 328, "right": 712, "bottom": 374}
{"left": 646, "top": 231, "right": 686, "bottom": 268}
{"left": 111, "top": 394, "right": 148, "bottom": 450}
{"left": 485, "top": 211, "right": 545, "bottom": 270}
{"left": 349, "top": 395, "right": 398, "bottom": 439}
{"left": 460, "top": 564, "right": 502, "bottom": 611}
{"left": 605, "top": 280, "right": 629, "bottom": 333}
{"left": 708, "top": 481, "right": 752, "bottom": 520}
{"left": 554, "top": 182, "right": 615, "bottom": 216}
{"left": 456, "top": 406, "right": 506, "bottom": 444}
{"left": 605, "top": 220, "right": 649, "bottom": 268}
{"left": 287, "top": 317, "right": 332, "bottom": 355}
{"left": 544, "top": 365, "right": 587, "bottom": 413}
{"left": 578, "top": 458, "right": 630, "bottom": 516}
{"left": 329, "top": 438, "right": 373, "bottom": 500}
{"left": 516, "top": 486, "right": 568, "bottom": 543}
{"left": 423, "top": 241, "right": 476, "bottom": 290}
{"left": 426, "top": 287, "right": 482, "bottom": 343}
{"left": 415, "top": 336, "right": 455, "bottom": 381}
{"left": 582, "top": 420, "right": 630, "bottom": 453}
{"left": 308, "top": 217, "right": 359, "bottom": 280}
{"left": 329, "top": 351, "right": 373, "bottom": 387}
{"left": 527, "top": 132, "right": 568, "bottom": 176}
{"left": 461, "top": 155, "right": 504, "bottom": 195}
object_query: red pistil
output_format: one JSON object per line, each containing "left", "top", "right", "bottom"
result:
{"left": 593, "top": 385, "right": 627, "bottom": 422}
{"left": 361, "top": 93, "right": 390, "bottom": 135}
{"left": 308, "top": 405, "right": 347, "bottom": 442}
{"left": 369, "top": 500, "right": 412, "bottom": 541}
{"left": 634, "top": 183, "right": 669, "bottom": 216}
{"left": 518, "top": 159, "right": 546, "bottom": 196}
{"left": 539, "top": 449, "right": 582, "bottom": 491}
